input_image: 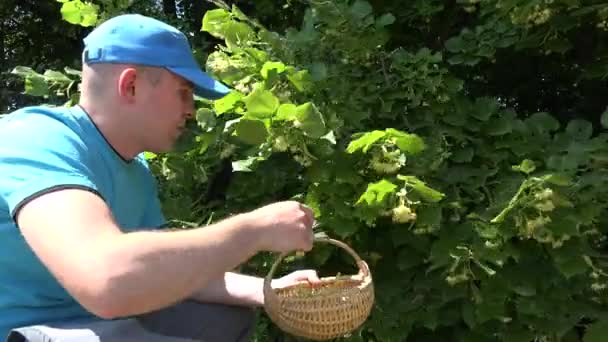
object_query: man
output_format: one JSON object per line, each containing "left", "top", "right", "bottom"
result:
{"left": 0, "top": 13, "right": 319, "bottom": 341}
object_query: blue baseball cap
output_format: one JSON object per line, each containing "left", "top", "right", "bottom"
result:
{"left": 82, "top": 13, "right": 230, "bottom": 100}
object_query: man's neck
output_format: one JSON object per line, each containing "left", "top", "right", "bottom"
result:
{"left": 77, "top": 100, "right": 141, "bottom": 162}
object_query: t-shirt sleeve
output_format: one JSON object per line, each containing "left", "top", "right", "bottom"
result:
{"left": 138, "top": 156, "right": 167, "bottom": 230}
{"left": 0, "top": 112, "right": 101, "bottom": 220}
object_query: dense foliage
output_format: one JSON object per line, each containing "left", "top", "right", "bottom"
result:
{"left": 8, "top": 0, "right": 608, "bottom": 341}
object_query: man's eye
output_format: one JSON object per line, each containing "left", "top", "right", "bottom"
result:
{"left": 180, "top": 89, "right": 192, "bottom": 100}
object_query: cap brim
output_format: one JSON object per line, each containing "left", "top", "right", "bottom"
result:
{"left": 167, "top": 66, "right": 230, "bottom": 100}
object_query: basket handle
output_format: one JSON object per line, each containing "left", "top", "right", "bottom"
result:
{"left": 263, "top": 236, "right": 370, "bottom": 293}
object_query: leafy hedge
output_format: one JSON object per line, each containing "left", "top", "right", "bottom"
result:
{"left": 12, "top": 1, "right": 608, "bottom": 341}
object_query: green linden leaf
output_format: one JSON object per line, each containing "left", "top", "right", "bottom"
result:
{"left": 397, "top": 175, "right": 445, "bottom": 202}
{"left": 350, "top": 0, "right": 373, "bottom": 20}
{"left": 584, "top": 318, "right": 608, "bottom": 342}
{"left": 214, "top": 91, "right": 243, "bottom": 115}
{"left": 275, "top": 103, "right": 297, "bottom": 121}
{"left": 242, "top": 88, "right": 279, "bottom": 119}
{"left": 444, "top": 37, "right": 464, "bottom": 53}
{"left": 43, "top": 70, "right": 71, "bottom": 83}
{"left": 195, "top": 108, "right": 216, "bottom": 132}
{"left": 232, "top": 156, "right": 259, "bottom": 172}
{"left": 601, "top": 108, "right": 608, "bottom": 129}
{"left": 541, "top": 173, "right": 572, "bottom": 186}
{"left": 25, "top": 75, "right": 49, "bottom": 97}
{"left": 222, "top": 21, "right": 255, "bottom": 47}
{"left": 78, "top": 2, "right": 98, "bottom": 27}
{"left": 356, "top": 179, "right": 398, "bottom": 206}
{"left": 565, "top": 119, "right": 593, "bottom": 140}
{"left": 11, "top": 66, "right": 38, "bottom": 78}
{"left": 201, "top": 9, "right": 231, "bottom": 38}
{"left": 234, "top": 119, "right": 268, "bottom": 145}
{"left": 386, "top": 128, "right": 426, "bottom": 155}
{"left": 346, "top": 130, "right": 386, "bottom": 154}
{"left": 526, "top": 112, "right": 561, "bottom": 133}
{"left": 60, "top": 0, "right": 84, "bottom": 25}
{"left": 286, "top": 69, "right": 313, "bottom": 92}
{"left": 376, "top": 13, "right": 396, "bottom": 27}
{"left": 143, "top": 151, "right": 157, "bottom": 160}
{"left": 512, "top": 159, "right": 536, "bottom": 174}
{"left": 294, "top": 102, "right": 326, "bottom": 138}
{"left": 59, "top": 0, "right": 98, "bottom": 27}
{"left": 260, "top": 61, "right": 286, "bottom": 79}
{"left": 471, "top": 97, "right": 499, "bottom": 121}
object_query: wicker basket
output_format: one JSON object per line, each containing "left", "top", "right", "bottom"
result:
{"left": 263, "top": 236, "right": 374, "bottom": 341}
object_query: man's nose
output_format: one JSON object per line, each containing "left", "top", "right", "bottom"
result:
{"left": 184, "top": 97, "right": 195, "bottom": 119}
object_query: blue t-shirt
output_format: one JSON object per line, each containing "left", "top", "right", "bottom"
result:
{"left": 0, "top": 105, "right": 166, "bottom": 338}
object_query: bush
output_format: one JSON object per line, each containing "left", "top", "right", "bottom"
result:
{"left": 14, "top": 1, "right": 608, "bottom": 341}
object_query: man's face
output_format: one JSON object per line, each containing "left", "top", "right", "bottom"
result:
{"left": 136, "top": 69, "right": 195, "bottom": 153}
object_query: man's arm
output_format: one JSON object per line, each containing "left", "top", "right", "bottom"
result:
{"left": 191, "top": 270, "right": 322, "bottom": 307}
{"left": 16, "top": 189, "right": 314, "bottom": 319}
{"left": 191, "top": 272, "right": 266, "bottom": 307}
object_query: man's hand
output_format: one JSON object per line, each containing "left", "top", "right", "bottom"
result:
{"left": 245, "top": 201, "right": 315, "bottom": 253}
{"left": 272, "top": 269, "right": 322, "bottom": 289}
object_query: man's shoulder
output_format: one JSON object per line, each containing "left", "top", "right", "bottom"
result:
{"left": 0, "top": 105, "right": 94, "bottom": 171}
{"left": 1, "top": 105, "right": 78, "bottom": 137}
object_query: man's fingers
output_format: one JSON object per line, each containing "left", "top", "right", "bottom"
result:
{"left": 299, "top": 203, "right": 315, "bottom": 228}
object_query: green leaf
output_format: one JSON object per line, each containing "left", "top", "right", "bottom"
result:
{"left": 445, "top": 37, "right": 464, "bottom": 53}
{"left": 451, "top": 147, "right": 474, "bottom": 163}
{"left": 346, "top": 130, "right": 386, "bottom": 154}
{"left": 11, "top": 66, "right": 38, "bottom": 78}
{"left": 415, "top": 206, "right": 442, "bottom": 227}
{"left": 565, "top": 119, "right": 593, "bottom": 140}
{"left": 601, "top": 109, "right": 608, "bottom": 129}
{"left": 201, "top": 9, "right": 231, "bottom": 37}
{"left": 223, "top": 21, "right": 256, "bottom": 47}
{"left": 59, "top": 0, "right": 82, "bottom": 24}
{"left": 43, "top": 70, "right": 71, "bottom": 83}
{"left": 386, "top": 129, "right": 426, "bottom": 154}
{"left": 287, "top": 69, "right": 313, "bottom": 92}
{"left": 550, "top": 241, "right": 589, "bottom": 278}
{"left": 79, "top": 3, "right": 98, "bottom": 26}
{"left": 234, "top": 119, "right": 268, "bottom": 145}
{"left": 526, "top": 112, "right": 560, "bottom": 133}
{"left": 195, "top": 108, "right": 216, "bottom": 132}
{"left": 232, "top": 156, "right": 259, "bottom": 172}
{"left": 356, "top": 179, "right": 398, "bottom": 206}
{"left": 512, "top": 159, "right": 536, "bottom": 174}
{"left": 503, "top": 327, "right": 535, "bottom": 342}
{"left": 242, "top": 88, "right": 279, "bottom": 119}
{"left": 24, "top": 75, "right": 49, "bottom": 97}
{"left": 260, "top": 61, "right": 286, "bottom": 79}
{"left": 397, "top": 175, "right": 445, "bottom": 202}
{"left": 542, "top": 173, "right": 572, "bottom": 186}
{"left": 214, "top": 91, "right": 244, "bottom": 115}
{"left": 350, "top": 0, "right": 373, "bottom": 19}
{"left": 294, "top": 102, "right": 326, "bottom": 138}
{"left": 59, "top": 0, "right": 98, "bottom": 27}
{"left": 484, "top": 110, "right": 515, "bottom": 136}
{"left": 143, "top": 151, "right": 157, "bottom": 160}
{"left": 471, "top": 97, "right": 499, "bottom": 121}
{"left": 376, "top": 13, "right": 396, "bottom": 27}
{"left": 584, "top": 319, "right": 608, "bottom": 342}
{"left": 275, "top": 104, "right": 297, "bottom": 121}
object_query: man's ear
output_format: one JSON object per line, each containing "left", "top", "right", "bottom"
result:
{"left": 117, "top": 68, "right": 138, "bottom": 103}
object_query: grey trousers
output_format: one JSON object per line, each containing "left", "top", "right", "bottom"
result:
{"left": 6, "top": 300, "right": 256, "bottom": 342}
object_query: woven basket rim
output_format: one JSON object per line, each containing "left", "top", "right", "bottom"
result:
{"left": 271, "top": 269, "right": 372, "bottom": 293}
{"left": 262, "top": 236, "right": 375, "bottom": 340}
